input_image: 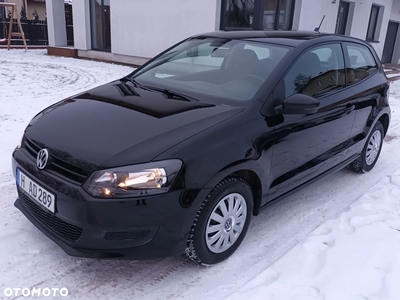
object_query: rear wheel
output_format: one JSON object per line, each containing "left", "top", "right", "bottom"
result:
{"left": 185, "top": 177, "right": 253, "bottom": 265}
{"left": 350, "top": 121, "right": 384, "bottom": 173}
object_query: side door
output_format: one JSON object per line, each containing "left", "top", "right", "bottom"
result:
{"left": 267, "top": 43, "right": 357, "bottom": 201}
{"left": 343, "top": 42, "right": 389, "bottom": 159}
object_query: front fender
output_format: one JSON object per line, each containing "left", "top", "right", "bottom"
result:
{"left": 202, "top": 160, "right": 266, "bottom": 215}
{"left": 203, "top": 160, "right": 263, "bottom": 188}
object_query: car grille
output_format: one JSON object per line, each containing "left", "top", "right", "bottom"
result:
{"left": 104, "top": 231, "right": 150, "bottom": 241}
{"left": 23, "top": 137, "right": 90, "bottom": 184}
{"left": 19, "top": 190, "right": 83, "bottom": 243}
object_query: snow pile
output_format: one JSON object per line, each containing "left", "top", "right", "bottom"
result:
{"left": 229, "top": 171, "right": 400, "bottom": 300}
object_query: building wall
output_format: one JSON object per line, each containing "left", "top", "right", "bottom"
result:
{"left": 26, "top": 2, "right": 46, "bottom": 20}
{"left": 72, "top": 0, "right": 91, "bottom": 50}
{"left": 4, "top": 0, "right": 24, "bottom": 17}
{"left": 294, "top": 0, "right": 340, "bottom": 33}
{"left": 295, "top": 0, "right": 394, "bottom": 58}
{"left": 110, "top": 0, "right": 219, "bottom": 59}
{"left": 58, "top": 0, "right": 400, "bottom": 65}
{"left": 45, "top": 0, "right": 66, "bottom": 46}
{"left": 349, "top": 0, "right": 393, "bottom": 58}
{"left": 5, "top": 0, "right": 45, "bottom": 20}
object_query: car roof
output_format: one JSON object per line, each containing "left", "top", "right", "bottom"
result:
{"left": 192, "top": 30, "right": 368, "bottom": 47}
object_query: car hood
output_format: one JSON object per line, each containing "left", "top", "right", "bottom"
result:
{"left": 25, "top": 80, "right": 243, "bottom": 170}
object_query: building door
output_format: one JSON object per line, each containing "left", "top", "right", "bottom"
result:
{"left": 382, "top": 21, "right": 399, "bottom": 64}
{"left": 335, "top": 1, "right": 350, "bottom": 35}
{"left": 90, "top": 0, "right": 111, "bottom": 51}
{"left": 65, "top": 3, "right": 74, "bottom": 46}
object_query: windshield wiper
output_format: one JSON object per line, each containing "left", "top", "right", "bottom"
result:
{"left": 125, "top": 77, "right": 150, "bottom": 90}
{"left": 145, "top": 86, "right": 199, "bottom": 102}
{"left": 125, "top": 77, "right": 198, "bottom": 101}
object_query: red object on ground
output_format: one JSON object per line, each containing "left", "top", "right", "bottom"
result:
{"left": 0, "top": 38, "right": 7, "bottom": 43}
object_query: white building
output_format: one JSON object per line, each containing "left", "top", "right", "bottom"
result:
{"left": 45, "top": 0, "right": 400, "bottom": 65}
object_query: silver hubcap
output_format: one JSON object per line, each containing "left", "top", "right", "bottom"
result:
{"left": 366, "top": 130, "right": 382, "bottom": 166}
{"left": 205, "top": 193, "right": 247, "bottom": 254}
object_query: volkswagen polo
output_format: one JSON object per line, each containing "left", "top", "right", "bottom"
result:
{"left": 12, "top": 30, "right": 390, "bottom": 265}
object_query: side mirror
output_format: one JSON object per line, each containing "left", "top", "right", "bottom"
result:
{"left": 275, "top": 94, "right": 320, "bottom": 114}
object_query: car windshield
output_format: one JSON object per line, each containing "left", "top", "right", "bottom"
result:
{"left": 130, "top": 38, "right": 290, "bottom": 104}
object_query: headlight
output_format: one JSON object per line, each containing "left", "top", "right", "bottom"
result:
{"left": 83, "top": 160, "right": 182, "bottom": 198}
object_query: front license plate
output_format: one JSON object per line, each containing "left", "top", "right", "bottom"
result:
{"left": 16, "top": 169, "right": 55, "bottom": 213}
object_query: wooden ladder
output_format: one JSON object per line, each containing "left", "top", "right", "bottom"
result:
{"left": 0, "top": 3, "right": 28, "bottom": 50}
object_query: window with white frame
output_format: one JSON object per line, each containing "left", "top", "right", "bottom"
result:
{"left": 366, "top": 4, "right": 382, "bottom": 42}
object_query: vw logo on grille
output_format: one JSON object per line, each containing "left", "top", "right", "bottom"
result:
{"left": 36, "top": 149, "right": 49, "bottom": 170}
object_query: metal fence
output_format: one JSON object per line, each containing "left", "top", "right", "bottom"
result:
{"left": 0, "top": 18, "right": 48, "bottom": 45}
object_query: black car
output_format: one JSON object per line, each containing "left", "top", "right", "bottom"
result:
{"left": 12, "top": 30, "right": 390, "bottom": 265}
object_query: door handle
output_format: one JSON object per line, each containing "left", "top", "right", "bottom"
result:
{"left": 344, "top": 104, "right": 355, "bottom": 114}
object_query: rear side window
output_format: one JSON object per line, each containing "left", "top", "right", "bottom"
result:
{"left": 283, "top": 43, "right": 346, "bottom": 98}
{"left": 345, "top": 43, "right": 378, "bottom": 84}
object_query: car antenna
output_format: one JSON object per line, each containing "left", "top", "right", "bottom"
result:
{"left": 314, "top": 15, "right": 325, "bottom": 33}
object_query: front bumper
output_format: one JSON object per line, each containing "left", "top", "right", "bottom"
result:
{"left": 12, "top": 149, "right": 208, "bottom": 259}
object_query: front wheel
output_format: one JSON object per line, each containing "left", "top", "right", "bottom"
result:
{"left": 350, "top": 121, "right": 384, "bottom": 173}
{"left": 185, "top": 177, "right": 253, "bottom": 265}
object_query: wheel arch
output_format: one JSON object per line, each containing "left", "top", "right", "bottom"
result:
{"left": 378, "top": 113, "right": 390, "bottom": 136}
{"left": 364, "top": 108, "right": 390, "bottom": 141}
{"left": 232, "top": 170, "right": 263, "bottom": 216}
{"left": 203, "top": 164, "right": 264, "bottom": 216}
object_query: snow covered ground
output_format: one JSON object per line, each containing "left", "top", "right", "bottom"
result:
{"left": 386, "top": 72, "right": 400, "bottom": 79}
{"left": 1, "top": 50, "right": 400, "bottom": 300}
{"left": 229, "top": 173, "right": 400, "bottom": 300}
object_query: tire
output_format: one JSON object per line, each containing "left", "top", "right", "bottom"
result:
{"left": 185, "top": 177, "right": 253, "bottom": 265}
{"left": 350, "top": 121, "right": 384, "bottom": 173}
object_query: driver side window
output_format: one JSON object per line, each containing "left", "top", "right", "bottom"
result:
{"left": 284, "top": 44, "right": 346, "bottom": 98}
